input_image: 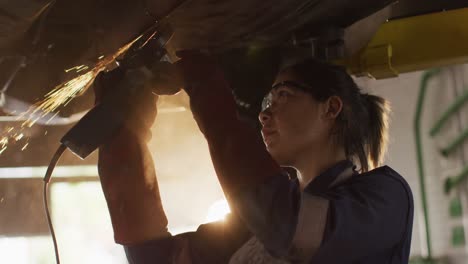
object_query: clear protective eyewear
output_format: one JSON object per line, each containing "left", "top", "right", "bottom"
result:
{"left": 261, "top": 81, "right": 313, "bottom": 111}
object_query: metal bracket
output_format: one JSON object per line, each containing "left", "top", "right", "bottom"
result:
{"left": 360, "top": 44, "right": 399, "bottom": 79}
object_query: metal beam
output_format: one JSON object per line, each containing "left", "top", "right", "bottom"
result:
{"left": 390, "top": 0, "right": 468, "bottom": 19}
{"left": 346, "top": 8, "right": 468, "bottom": 79}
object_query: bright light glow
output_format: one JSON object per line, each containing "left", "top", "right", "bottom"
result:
{"left": 0, "top": 165, "right": 98, "bottom": 178}
{"left": 0, "top": 237, "right": 55, "bottom": 264}
{"left": 168, "top": 225, "right": 198, "bottom": 235}
{"left": 205, "top": 199, "right": 231, "bottom": 223}
{"left": 0, "top": 237, "right": 30, "bottom": 264}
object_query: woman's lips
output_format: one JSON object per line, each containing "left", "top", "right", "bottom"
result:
{"left": 261, "top": 129, "right": 278, "bottom": 145}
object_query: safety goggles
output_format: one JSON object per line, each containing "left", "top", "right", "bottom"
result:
{"left": 261, "top": 80, "right": 313, "bottom": 111}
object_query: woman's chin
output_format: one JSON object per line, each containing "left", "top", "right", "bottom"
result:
{"left": 267, "top": 147, "right": 290, "bottom": 166}
{"left": 265, "top": 142, "right": 278, "bottom": 155}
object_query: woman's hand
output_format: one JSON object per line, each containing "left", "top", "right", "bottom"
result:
{"left": 174, "top": 51, "right": 239, "bottom": 137}
{"left": 94, "top": 67, "right": 159, "bottom": 142}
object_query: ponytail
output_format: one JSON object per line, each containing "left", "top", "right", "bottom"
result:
{"left": 287, "top": 59, "right": 391, "bottom": 172}
{"left": 361, "top": 94, "right": 390, "bottom": 170}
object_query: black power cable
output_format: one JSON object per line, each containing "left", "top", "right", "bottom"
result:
{"left": 43, "top": 144, "right": 67, "bottom": 264}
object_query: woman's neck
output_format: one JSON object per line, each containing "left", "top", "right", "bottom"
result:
{"left": 293, "top": 144, "right": 346, "bottom": 190}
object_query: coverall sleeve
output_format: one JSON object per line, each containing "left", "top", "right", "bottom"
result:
{"left": 310, "top": 168, "right": 412, "bottom": 263}
{"left": 123, "top": 172, "right": 319, "bottom": 264}
{"left": 124, "top": 213, "right": 251, "bottom": 264}
{"left": 231, "top": 171, "right": 326, "bottom": 260}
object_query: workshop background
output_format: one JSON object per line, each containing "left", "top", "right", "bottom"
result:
{"left": 1, "top": 0, "right": 468, "bottom": 264}
{"left": 3, "top": 65, "right": 468, "bottom": 264}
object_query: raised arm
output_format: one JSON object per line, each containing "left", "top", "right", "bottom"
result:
{"left": 175, "top": 51, "right": 302, "bottom": 258}
{"left": 95, "top": 68, "right": 170, "bottom": 245}
{"left": 95, "top": 68, "right": 250, "bottom": 263}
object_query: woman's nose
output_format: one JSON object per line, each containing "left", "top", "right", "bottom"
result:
{"left": 258, "top": 108, "right": 272, "bottom": 125}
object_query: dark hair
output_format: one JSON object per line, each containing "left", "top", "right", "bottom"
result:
{"left": 286, "top": 59, "right": 390, "bottom": 172}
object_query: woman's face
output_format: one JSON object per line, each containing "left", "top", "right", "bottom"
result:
{"left": 259, "top": 70, "right": 333, "bottom": 166}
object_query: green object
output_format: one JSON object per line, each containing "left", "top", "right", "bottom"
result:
{"left": 430, "top": 88, "right": 468, "bottom": 137}
{"left": 449, "top": 197, "right": 463, "bottom": 218}
{"left": 445, "top": 165, "right": 468, "bottom": 194}
{"left": 440, "top": 128, "right": 468, "bottom": 157}
{"left": 452, "top": 226, "right": 466, "bottom": 247}
{"left": 414, "top": 69, "right": 441, "bottom": 259}
{"left": 410, "top": 257, "right": 443, "bottom": 264}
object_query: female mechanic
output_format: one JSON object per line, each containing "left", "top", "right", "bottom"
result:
{"left": 97, "top": 51, "right": 414, "bottom": 264}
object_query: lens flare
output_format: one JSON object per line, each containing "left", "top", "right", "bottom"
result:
{"left": 205, "top": 199, "right": 231, "bottom": 223}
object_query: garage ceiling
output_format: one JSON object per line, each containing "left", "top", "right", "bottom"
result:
{"left": 1, "top": 0, "right": 467, "bottom": 167}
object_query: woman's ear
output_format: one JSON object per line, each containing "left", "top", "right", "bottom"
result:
{"left": 324, "top": 96, "right": 343, "bottom": 120}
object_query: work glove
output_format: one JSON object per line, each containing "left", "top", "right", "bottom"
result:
{"left": 94, "top": 66, "right": 159, "bottom": 142}
{"left": 148, "top": 61, "right": 184, "bottom": 96}
{"left": 95, "top": 66, "right": 169, "bottom": 245}
{"left": 175, "top": 51, "right": 300, "bottom": 256}
{"left": 174, "top": 50, "right": 282, "bottom": 195}
{"left": 175, "top": 51, "right": 238, "bottom": 137}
